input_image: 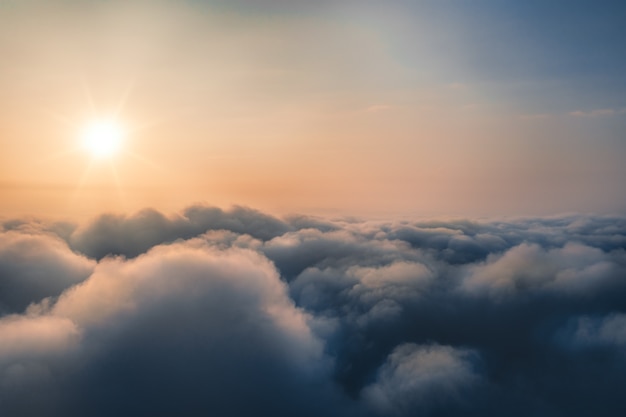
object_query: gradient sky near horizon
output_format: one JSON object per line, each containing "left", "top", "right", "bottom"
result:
{"left": 1, "top": 0, "right": 625, "bottom": 218}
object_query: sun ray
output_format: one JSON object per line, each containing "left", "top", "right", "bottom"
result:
{"left": 44, "top": 76, "right": 174, "bottom": 203}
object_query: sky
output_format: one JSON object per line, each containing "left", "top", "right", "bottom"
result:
{"left": 2, "top": 2, "right": 626, "bottom": 416}
{"left": 1, "top": 0, "right": 625, "bottom": 218}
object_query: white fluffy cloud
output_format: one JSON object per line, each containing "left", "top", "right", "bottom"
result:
{"left": 0, "top": 230, "right": 95, "bottom": 314}
{"left": 363, "top": 344, "right": 481, "bottom": 416}
{"left": 461, "top": 243, "right": 622, "bottom": 297}
{"left": 1, "top": 207, "right": 626, "bottom": 416}
{"left": 0, "top": 238, "right": 344, "bottom": 416}
{"left": 568, "top": 313, "right": 626, "bottom": 348}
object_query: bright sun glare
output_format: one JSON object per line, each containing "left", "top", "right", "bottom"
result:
{"left": 82, "top": 120, "right": 124, "bottom": 158}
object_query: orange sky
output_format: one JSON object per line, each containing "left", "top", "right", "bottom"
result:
{"left": 1, "top": 0, "right": 625, "bottom": 219}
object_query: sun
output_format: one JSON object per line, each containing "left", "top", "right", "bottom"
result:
{"left": 81, "top": 120, "right": 124, "bottom": 158}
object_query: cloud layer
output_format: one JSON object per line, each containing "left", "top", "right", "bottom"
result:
{"left": 1, "top": 206, "right": 626, "bottom": 416}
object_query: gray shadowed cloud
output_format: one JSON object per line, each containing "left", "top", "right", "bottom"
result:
{"left": 0, "top": 229, "right": 94, "bottom": 315}
{"left": 1, "top": 240, "right": 351, "bottom": 417}
{"left": 67, "top": 206, "right": 292, "bottom": 259}
{"left": 1, "top": 206, "right": 626, "bottom": 416}
{"left": 362, "top": 344, "right": 483, "bottom": 416}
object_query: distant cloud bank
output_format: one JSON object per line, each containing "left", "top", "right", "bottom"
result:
{"left": 1, "top": 206, "right": 626, "bottom": 416}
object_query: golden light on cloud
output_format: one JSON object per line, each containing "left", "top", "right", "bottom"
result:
{"left": 81, "top": 120, "right": 124, "bottom": 159}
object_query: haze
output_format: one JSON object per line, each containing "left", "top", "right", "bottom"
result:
{"left": 1, "top": 0, "right": 624, "bottom": 219}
